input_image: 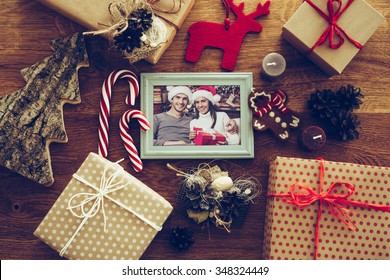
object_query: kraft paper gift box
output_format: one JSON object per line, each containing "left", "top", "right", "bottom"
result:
{"left": 193, "top": 128, "right": 226, "bottom": 146}
{"left": 263, "top": 156, "right": 390, "bottom": 260}
{"left": 36, "top": 0, "right": 195, "bottom": 64}
{"left": 34, "top": 152, "right": 173, "bottom": 260}
{"left": 282, "top": 0, "right": 385, "bottom": 75}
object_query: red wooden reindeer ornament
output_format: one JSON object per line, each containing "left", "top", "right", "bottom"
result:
{"left": 186, "top": 0, "right": 270, "bottom": 71}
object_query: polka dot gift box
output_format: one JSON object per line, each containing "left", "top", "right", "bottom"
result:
{"left": 34, "top": 152, "right": 173, "bottom": 260}
{"left": 263, "top": 157, "right": 390, "bottom": 260}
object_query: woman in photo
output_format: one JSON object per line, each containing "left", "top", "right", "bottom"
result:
{"left": 189, "top": 86, "right": 240, "bottom": 145}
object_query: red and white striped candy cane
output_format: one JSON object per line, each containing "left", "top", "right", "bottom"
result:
{"left": 99, "top": 70, "right": 139, "bottom": 157}
{"left": 119, "top": 110, "right": 150, "bottom": 172}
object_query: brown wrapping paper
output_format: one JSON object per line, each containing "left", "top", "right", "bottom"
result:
{"left": 34, "top": 152, "right": 173, "bottom": 260}
{"left": 36, "top": 0, "right": 195, "bottom": 64}
{"left": 263, "top": 157, "right": 390, "bottom": 260}
{"left": 282, "top": 0, "right": 384, "bottom": 75}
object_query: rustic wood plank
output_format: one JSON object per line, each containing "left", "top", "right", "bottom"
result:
{"left": 0, "top": 0, "right": 389, "bottom": 260}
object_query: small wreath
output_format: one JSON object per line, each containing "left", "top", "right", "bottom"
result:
{"left": 168, "top": 162, "right": 261, "bottom": 233}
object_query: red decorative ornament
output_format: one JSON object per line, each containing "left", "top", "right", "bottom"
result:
{"left": 185, "top": 0, "right": 271, "bottom": 71}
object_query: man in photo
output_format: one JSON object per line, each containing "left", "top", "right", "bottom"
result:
{"left": 153, "top": 86, "right": 194, "bottom": 146}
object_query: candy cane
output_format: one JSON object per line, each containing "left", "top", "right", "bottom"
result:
{"left": 99, "top": 70, "right": 139, "bottom": 158}
{"left": 119, "top": 110, "right": 150, "bottom": 172}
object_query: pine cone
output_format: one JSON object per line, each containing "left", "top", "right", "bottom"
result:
{"left": 308, "top": 85, "right": 364, "bottom": 119}
{"left": 170, "top": 227, "right": 194, "bottom": 251}
{"left": 129, "top": 8, "right": 153, "bottom": 31}
{"left": 113, "top": 28, "right": 143, "bottom": 53}
{"left": 218, "top": 196, "right": 240, "bottom": 219}
{"left": 308, "top": 88, "right": 337, "bottom": 119}
{"left": 331, "top": 110, "right": 360, "bottom": 141}
{"left": 308, "top": 85, "right": 363, "bottom": 141}
{"left": 183, "top": 182, "right": 216, "bottom": 211}
{"left": 113, "top": 8, "right": 153, "bottom": 53}
{"left": 337, "top": 84, "right": 364, "bottom": 111}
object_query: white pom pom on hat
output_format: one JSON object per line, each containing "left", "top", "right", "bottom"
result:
{"left": 167, "top": 86, "right": 193, "bottom": 103}
{"left": 193, "top": 86, "right": 221, "bottom": 104}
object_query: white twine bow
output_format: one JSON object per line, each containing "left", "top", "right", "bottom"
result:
{"left": 59, "top": 159, "right": 162, "bottom": 257}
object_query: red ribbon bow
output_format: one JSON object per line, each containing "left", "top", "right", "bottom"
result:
{"left": 268, "top": 158, "right": 390, "bottom": 260}
{"left": 253, "top": 90, "right": 290, "bottom": 118}
{"left": 306, "top": 0, "right": 363, "bottom": 52}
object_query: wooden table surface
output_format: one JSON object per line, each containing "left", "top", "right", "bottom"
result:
{"left": 0, "top": 0, "right": 389, "bottom": 260}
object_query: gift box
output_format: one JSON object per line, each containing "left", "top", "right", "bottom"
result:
{"left": 36, "top": 0, "right": 195, "bottom": 64}
{"left": 193, "top": 128, "right": 226, "bottom": 145}
{"left": 34, "top": 152, "right": 173, "bottom": 260}
{"left": 282, "top": 0, "right": 385, "bottom": 75}
{"left": 263, "top": 156, "right": 390, "bottom": 260}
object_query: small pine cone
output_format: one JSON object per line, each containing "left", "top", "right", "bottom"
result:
{"left": 333, "top": 110, "right": 360, "bottom": 141}
{"left": 337, "top": 84, "right": 364, "bottom": 111}
{"left": 308, "top": 88, "right": 338, "bottom": 119}
{"left": 170, "top": 227, "right": 194, "bottom": 251}
{"left": 308, "top": 85, "right": 364, "bottom": 119}
{"left": 113, "top": 28, "right": 143, "bottom": 53}
{"left": 129, "top": 8, "right": 153, "bottom": 31}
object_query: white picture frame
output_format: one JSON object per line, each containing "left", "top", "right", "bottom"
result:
{"left": 140, "top": 72, "right": 254, "bottom": 159}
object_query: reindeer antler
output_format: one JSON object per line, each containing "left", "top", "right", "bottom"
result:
{"left": 224, "top": 0, "right": 245, "bottom": 17}
{"left": 248, "top": 0, "right": 271, "bottom": 18}
{"left": 224, "top": 0, "right": 270, "bottom": 18}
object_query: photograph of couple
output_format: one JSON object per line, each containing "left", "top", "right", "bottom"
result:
{"left": 153, "top": 85, "right": 241, "bottom": 146}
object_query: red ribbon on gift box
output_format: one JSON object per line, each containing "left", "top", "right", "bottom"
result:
{"left": 268, "top": 158, "right": 390, "bottom": 260}
{"left": 306, "top": 0, "right": 363, "bottom": 52}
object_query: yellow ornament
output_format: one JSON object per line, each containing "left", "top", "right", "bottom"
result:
{"left": 187, "top": 209, "right": 209, "bottom": 224}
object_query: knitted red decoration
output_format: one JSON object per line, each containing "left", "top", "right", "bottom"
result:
{"left": 186, "top": 0, "right": 270, "bottom": 71}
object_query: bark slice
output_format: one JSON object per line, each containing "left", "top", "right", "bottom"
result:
{"left": 0, "top": 33, "right": 89, "bottom": 186}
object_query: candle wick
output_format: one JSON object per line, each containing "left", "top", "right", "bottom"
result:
{"left": 266, "top": 62, "right": 277, "bottom": 66}
{"left": 313, "top": 135, "right": 322, "bottom": 140}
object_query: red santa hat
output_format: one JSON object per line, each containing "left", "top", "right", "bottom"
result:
{"left": 167, "top": 86, "right": 193, "bottom": 103}
{"left": 192, "top": 86, "right": 221, "bottom": 105}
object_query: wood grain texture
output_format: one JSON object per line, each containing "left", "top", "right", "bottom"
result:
{"left": 0, "top": 33, "right": 88, "bottom": 186}
{"left": 0, "top": 0, "right": 389, "bottom": 260}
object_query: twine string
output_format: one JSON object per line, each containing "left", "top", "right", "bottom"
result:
{"left": 149, "top": 0, "right": 181, "bottom": 13}
{"left": 83, "top": 0, "right": 181, "bottom": 36}
{"left": 221, "top": 0, "right": 231, "bottom": 30}
{"left": 83, "top": 0, "right": 182, "bottom": 63}
{"left": 150, "top": 0, "right": 182, "bottom": 32}
{"left": 59, "top": 159, "right": 162, "bottom": 257}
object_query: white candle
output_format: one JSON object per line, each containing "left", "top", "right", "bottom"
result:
{"left": 261, "top": 53, "right": 286, "bottom": 79}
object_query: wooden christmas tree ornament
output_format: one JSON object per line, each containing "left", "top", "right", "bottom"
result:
{"left": 0, "top": 33, "right": 89, "bottom": 186}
